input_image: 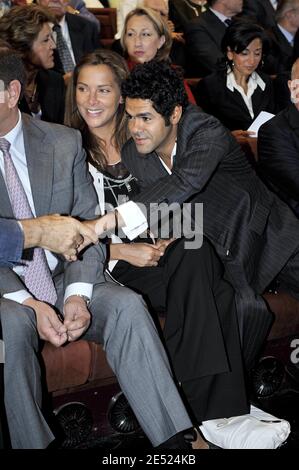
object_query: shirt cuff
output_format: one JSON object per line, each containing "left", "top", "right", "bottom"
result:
{"left": 4, "top": 290, "right": 33, "bottom": 304}
{"left": 117, "top": 201, "right": 148, "bottom": 240}
{"left": 64, "top": 283, "right": 93, "bottom": 304}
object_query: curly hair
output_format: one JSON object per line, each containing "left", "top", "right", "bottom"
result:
{"left": 0, "top": 5, "right": 55, "bottom": 61}
{"left": 64, "top": 49, "right": 129, "bottom": 172}
{"left": 121, "top": 60, "right": 188, "bottom": 125}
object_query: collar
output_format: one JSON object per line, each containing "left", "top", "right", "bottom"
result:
{"left": 158, "top": 142, "right": 177, "bottom": 175}
{"left": 226, "top": 70, "right": 266, "bottom": 92}
{"left": 209, "top": 7, "right": 231, "bottom": 24}
{"left": 277, "top": 24, "right": 294, "bottom": 45}
{"left": 3, "top": 110, "right": 23, "bottom": 152}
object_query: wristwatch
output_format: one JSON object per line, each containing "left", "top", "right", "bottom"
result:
{"left": 76, "top": 294, "right": 90, "bottom": 306}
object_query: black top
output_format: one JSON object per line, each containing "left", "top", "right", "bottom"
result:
{"left": 196, "top": 69, "right": 275, "bottom": 130}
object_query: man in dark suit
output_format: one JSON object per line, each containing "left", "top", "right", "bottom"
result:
{"left": 185, "top": 0, "right": 243, "bottom": 76}
{"left": 93, "top": 60, "right": 299, "bottom": 372}
{"left": 37, "top": 0, "right": 99, "bottom": 75}
{"left": 0, "top": 50, "right": 197, "bottom": 449}
{"left": 258, "top": 59, "right": 299, "bottom": 217}
{"left": 243, "top": 0, "right": 277, "bottom": 29}
{"left": 264, "top": 0, "right": 299, "bottom": 74}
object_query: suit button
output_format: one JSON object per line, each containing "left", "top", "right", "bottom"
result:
{"left": 226, "top": 249, "right": 230, "bottom": 256}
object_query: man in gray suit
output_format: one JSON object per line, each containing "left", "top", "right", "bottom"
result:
{"left": 0, "top": 51, "right": 195, "bottom": 449}
{"left": 92, "top": 60, "right": 299, "bottom": 374}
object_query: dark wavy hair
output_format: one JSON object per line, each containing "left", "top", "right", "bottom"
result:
{"left": 121, "top": 60, "right": 189, "bottom": 125}
{"left": 0, "top": 5, "right": 55, "bottom": 62}
{"left": 221, "top": 20, "right": 270, "bottom": 70}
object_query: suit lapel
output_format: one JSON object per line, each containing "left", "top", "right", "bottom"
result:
{"left": 206, "top": 10, "right": 226, "bottom": 47}
{"left": 22, "top": 115, "right": 54, "bottom": 216}
{"left": 287, "top": 104, "right": 299, "bottom": 139}
{"left": 66, "top": 13, "right": 82, "bottom": 63}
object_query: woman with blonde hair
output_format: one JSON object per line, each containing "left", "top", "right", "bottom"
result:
{"left": 121, "top": 6, "right": 196, "bottom": 102}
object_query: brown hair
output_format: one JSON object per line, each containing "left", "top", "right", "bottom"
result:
{"left": 121, "top": 7, "right": 172, "bottom": 62}
{"left": 0, "top": 5, "right": 55, "bottom": 61}
{"left": 64, "top": 49, "right": 129, "bottom": 172}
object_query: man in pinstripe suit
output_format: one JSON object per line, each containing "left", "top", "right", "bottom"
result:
{"left": 92, "top": 60, "right": 299, "bottom": 374}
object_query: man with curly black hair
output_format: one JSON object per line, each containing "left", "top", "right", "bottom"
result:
{"left": 92, "top": 60, "right": 299, "bottom": 376}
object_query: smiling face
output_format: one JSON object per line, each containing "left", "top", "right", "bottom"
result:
{"left": 125, "top": 97, "right": 180, "bottom": 157}
{"left": 124, "top": 14, "right": 165, "bottom": 64}
{"left": 75, "top": 64, "right": 122, "bottom": 136}
{"left": 227, "top": 37, "right": 263, "bottom": 78}
{"left": 30, "top": 22, "right": 56, "bottom": 69}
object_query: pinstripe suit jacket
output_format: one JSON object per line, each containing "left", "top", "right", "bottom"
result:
{"left": 122, "top": 105, "right": 299, "bottom": 364}
{"left": 123, "top": 105, "right": 299, "bottom": 293}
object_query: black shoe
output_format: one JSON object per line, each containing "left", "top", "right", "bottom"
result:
{"left": 156, "top": 428, "right": 197, "bottom": 450}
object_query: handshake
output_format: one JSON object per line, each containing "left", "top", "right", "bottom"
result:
{"left": 20, "top": 210, "right": 125, "bottom": 260}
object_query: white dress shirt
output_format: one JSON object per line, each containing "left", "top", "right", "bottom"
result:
{"left": 116, "top": 142, "right": 177, "bottom": 239}
{"left": 277, "top": 24, "right": 295, "bottom": 47}
{"left": 56, "top": 15, "right": 76, "bottom": 64}
{"left": 226, "top": 71, "right": 266, "bottom": 119}
{"left": 0, "top": 112, "right": 92, "bottom": 304}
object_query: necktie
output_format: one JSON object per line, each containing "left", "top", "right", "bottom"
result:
{"left": 0, "top": 138, "right": 57, "bottom": 305}
{"left": 53, "top": 24, "right": 75, "bottom": 73}
{"left": 224, "top": 18, "right": 232, "bottom": 26}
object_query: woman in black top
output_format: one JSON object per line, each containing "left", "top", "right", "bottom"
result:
{"left": 196, "top": 21, "right": 275, "bottom": 143}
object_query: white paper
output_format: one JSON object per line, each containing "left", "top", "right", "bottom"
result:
{"left": 247, "top": 111, "right": 275, "bottom": 136}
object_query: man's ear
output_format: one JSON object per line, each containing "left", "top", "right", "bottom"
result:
{"left": 7, "top": 80, "right": 21, "bottom": 108}
{"left": 170, "top": 105, "right": 182, "bottom": 125}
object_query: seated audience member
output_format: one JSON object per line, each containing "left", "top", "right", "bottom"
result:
{"left": 65, "top": 48, "right": 253, "bottom": 445}
{"left": 69, "top": 0, "right": 101, "bottom": 31}
{"left": 196, "top": 21, "right": 275, "bottom": 142}
{"left": 264, "top": 0, "right": 299, "bottom": 74}
{"left": 65, "top": 49, "right": 291, "bottom": 449}
{"left": 0, "top": 5, "right": 66, "bottom": 124}
{"left": 242, "top": 0, "right": 277, "bottom": 29}
{"left": 120, "top": 6, "right": 196, "bottom": 102}
{"left": 185, "top": 0, "right": 243, "bottom": 77}
{"left": 169, "top": 0, "right": 207, "bottom": 33}
{"left": 88, "top": 59, "right": 299, "bottom": 388}
{"left": 0, "top": 49, "right": 202, "bottom": 450}
{"left": 258, "top": 59, "right": 299, "bottom": 217}
{"left": 115, "top": 0, "right": 167, "bottom": 39}
{"left": 36, "top": 0, "right": 99, "bottom": 77}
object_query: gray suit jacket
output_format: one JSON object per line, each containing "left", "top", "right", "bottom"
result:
{"left": 0, "top": 113, "right": 105, "bottom": 297}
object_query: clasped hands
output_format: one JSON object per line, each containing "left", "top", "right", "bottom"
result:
{"left": 23, "top": 295, "right": 90, "bottom": 347}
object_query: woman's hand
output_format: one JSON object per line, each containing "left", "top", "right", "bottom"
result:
{"left": 110, "top": 243, "right": 165, "bottom": 267}
{"left": 231, "top": 129, "right": 256, "bottom": 144}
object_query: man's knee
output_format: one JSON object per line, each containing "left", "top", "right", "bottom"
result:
{"left": 0, "top": 300, "right": 37, "bottom": 347}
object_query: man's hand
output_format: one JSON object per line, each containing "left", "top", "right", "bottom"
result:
{"left": 63, "top": 295, "right": 91, "bottom": 342}
{"left": 21, "top": 214, "right": 98, "bottom": 260}
{"left": 23, "top": 298, "right": 68, "bottom": 347}
{"left": 155, "top": 238, "right": 175, "bottom": 252}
